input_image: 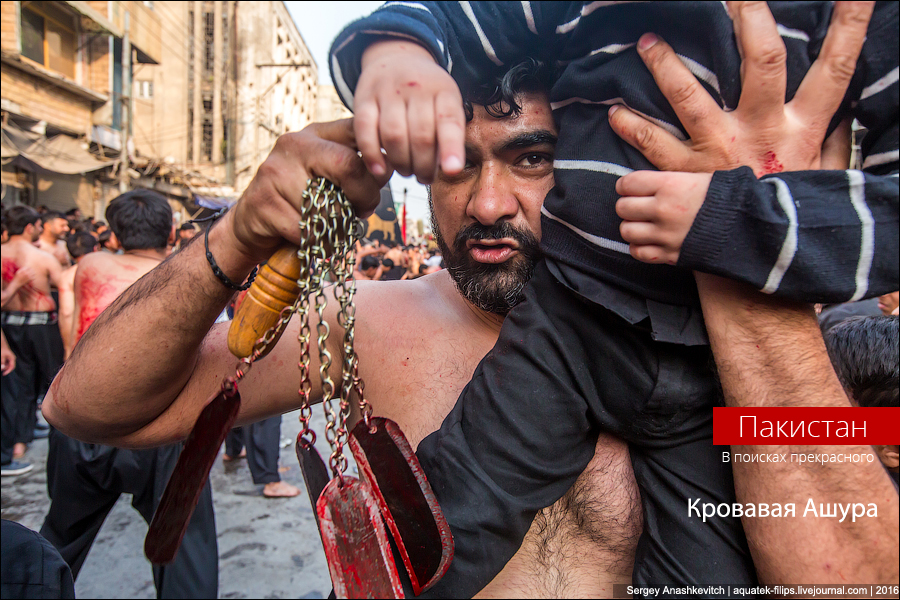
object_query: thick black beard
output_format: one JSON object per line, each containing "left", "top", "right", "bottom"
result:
{"left": 433, "top": 218, "right": 540, "bottom": 315}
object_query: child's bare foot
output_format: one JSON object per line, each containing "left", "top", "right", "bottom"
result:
{"left": 263, "top": 481, "right": 300, "bottom": 498}
{"left": 615, "top": 171, "right": 712, "bottom": 265}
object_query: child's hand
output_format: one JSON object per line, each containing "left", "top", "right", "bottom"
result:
{"left": 608, "top": 1, "right": 873, "bottom": 176}
{"left": 355, "top": 39, "right": 465, "bottom": 183}
{"left": 615, "top": 171, "right": 712, "bottom": 265}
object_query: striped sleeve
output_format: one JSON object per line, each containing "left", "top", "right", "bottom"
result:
{"left": 679, "top": 2, "right": 899, "bottom": 303}
{"left": 679, "top": 167, "right": 898, "bottom": 303}
{"left": 329, "top": 2, "right": 573, "bottom": 110}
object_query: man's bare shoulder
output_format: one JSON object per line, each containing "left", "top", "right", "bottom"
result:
{"left": 353, "top": 270, "right": 464, "bottom": 327}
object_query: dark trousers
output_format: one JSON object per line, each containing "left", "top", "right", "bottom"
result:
{"left": 1, "top": 373, "right": 20, "bottom": 465}
{"left": 1, "top": 319, "right": 63, "bottom": 445}
{"left": 416, "top": 261, "right": 755, "bottom": 598}
{"left": 225, "top": 415, "right": 282, "bottom": 485}
{"left": 40, "top": 429, "right": 218, "bottom": 599}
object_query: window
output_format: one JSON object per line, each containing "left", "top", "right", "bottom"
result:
{"left": 20, "top": 5, "right": 77, "bottom": 79}
{"left": 135, "top": 80, "right": 154, "bottom": 99}
{"left": 203, "top": 11, "right": 215, "bottom": 75}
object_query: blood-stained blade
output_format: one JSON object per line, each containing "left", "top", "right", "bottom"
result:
{"left": 296, "top": 434, "right": 330, "bottom": 526}
{"left": 349, "top": 417, "right": 453, "bottom": 595}
{"left": 145, "top": 384, "right": 241, "bottom": 564}
{"left": 317, "top": 477, "right": 404, "bottom": 599}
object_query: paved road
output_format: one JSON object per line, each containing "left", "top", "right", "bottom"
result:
{"left": 1, "top": 410, "right": 342, "bottom": 599}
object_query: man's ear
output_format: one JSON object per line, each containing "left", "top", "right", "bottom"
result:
{"left": 168, "top": 225, "right": 177, "bottom": 246}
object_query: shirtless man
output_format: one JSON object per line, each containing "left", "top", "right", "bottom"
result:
{"left": 1, "top": 206, "right": 64, "bottom": 460}
{"left": 37, "top": 211, "right": 72, "bottom": 267}
{"left": 43, "top": 10, "right": 897, "bottom": 596}
{"left": 57, "top": 231, "right": 98, "bottom": 358}
{"left": 39, "top": 190, "right": 219, "bottom": 599}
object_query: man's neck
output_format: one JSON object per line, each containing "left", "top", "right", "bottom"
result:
{"left": 463, "top": 298, "right": 506, "bottom": 334}
{"left": 123, "top": 247, "right": 167, "bottom": 261}
{"left": 7, "top": 234, "right": 34, "bottom": 246}
{"left": 39, "top": 232, "right": 58, "bottom": 245}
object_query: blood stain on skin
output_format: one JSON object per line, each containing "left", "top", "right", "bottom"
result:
{"left": 1, "top": 259, "right": 18, "bottom": 283}
{"left": 761, "top": 151, "right": 784, "bottom": 175}
{"left": 75, "top": 275, "right": 119, "bottom": 340}
{"left": 407, "top": 81, "right": 420, "bottom": 88}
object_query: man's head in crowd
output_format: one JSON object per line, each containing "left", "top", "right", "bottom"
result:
{"left": 5, "top": 206, "right": 43, "bottom": 242}
{"left": 178, "top": 223, "right": 197, "bottom": 246}
{"left": 360, "top": 255, "right": 381, "bottom": 278}
{"left": 825, "top": 315, "right": 899, "bottom": 472}
{"left": 66, "top": 231, "right": 99, "bottom": 261}
{"left": 429, "top": 59, "right": 556, "bottom": 315}
{"left": 65, "top": 207, "right": 82, "bottom": 220}
{"left": 40, "top": 211, "right": 70, "bottom": 240}
{"left": 105, "top": 190, "right": 173, "bottom": 251}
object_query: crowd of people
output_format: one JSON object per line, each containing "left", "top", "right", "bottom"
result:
{"left": 1, "top": 0, "right": 898, "bottom": 598}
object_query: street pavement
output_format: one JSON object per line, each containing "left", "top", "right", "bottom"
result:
{"left": 1, "top": 410, "right": 341, "bottom": 599}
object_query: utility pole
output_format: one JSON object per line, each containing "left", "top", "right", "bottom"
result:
{"left": 119, "top": 11, "right": 131, "bottom": 193}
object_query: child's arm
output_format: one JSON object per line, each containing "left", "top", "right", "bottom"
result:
{"left": 330, "top": 2, "right": 571, "bottom": 183}
{"left": 614, "top": 1, "right": 898, "bottom": 302}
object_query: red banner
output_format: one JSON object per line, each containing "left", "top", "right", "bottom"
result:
{"left": 713, "top": 407, "right": 899, "bottom": 445}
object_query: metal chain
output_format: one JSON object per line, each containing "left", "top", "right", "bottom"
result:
{"left": 226, "top": 177, "right": 365, "bottom": 478}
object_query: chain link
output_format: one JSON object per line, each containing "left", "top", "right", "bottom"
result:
{"left": 228, "top": 178, "right": 367, "bottom": 478}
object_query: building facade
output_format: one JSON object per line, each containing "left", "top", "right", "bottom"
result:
{"left": 2, "top": 1, "right": 161, "bottom": 216}
{"left": 3, "top": 1, "right": 318, "bottom": 220}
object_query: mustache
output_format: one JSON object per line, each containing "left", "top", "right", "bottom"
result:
{"left": 451, "top": 221, "right": 538, "bottom": 253}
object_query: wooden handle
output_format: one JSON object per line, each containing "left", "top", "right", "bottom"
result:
{"left": 227, "top": 244, "right": 304, "bottom": 358}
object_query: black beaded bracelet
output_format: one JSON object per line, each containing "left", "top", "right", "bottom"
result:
{"left": 202, "top": 210, "right": 258, "bottom": 292}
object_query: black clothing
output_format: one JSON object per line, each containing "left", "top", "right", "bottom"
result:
{"left": 818, "top": 298, "right": 884, "bottom": 332}
{"left": 1, "top": 314, "right": 63, "bottom": 445}
{"left": 417, "top": 263, "right": 750, "bottom": 596}
{"left": 1, "top": 519, "right": 75, "bottom": 599}
{"left": 331, "top": 2, "right": 899, "bottom": 595}
{"left": 40, "top": 430, "right": 218, "bottom": 599}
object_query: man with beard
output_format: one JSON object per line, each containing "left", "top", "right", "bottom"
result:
{"left": 37, "top": 211, "right": 72, "bottom": 267}
{"left": 43, "top": 74, "right": 647, "bottom": 595}
{"left": 43, "top": 20, "right": 895, "bottom": 595}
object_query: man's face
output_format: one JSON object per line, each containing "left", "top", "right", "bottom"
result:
{"left": 430, "top": 91, "right": 556, "bottom": 314}
{"left": 49, "top": 218, "right": 69, "bottom": 238}
{"left": 28, "top": 220, "right": 43, "bottom": 242}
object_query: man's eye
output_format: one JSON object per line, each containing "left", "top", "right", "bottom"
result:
{"left": 519, "top": 154, "right": 549, "bottom": 167}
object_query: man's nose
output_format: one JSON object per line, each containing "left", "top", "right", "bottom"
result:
{"left": 466, "top": 166, "right": 518, "bottom": 226}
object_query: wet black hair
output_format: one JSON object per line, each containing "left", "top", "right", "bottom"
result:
{"left": 105, "top": 189, "right": 172, "bottom": 251}
{"left": 66, "top": 231, "right": 99, "bottom": 259}
{"left": 825, "top": 315, "right": 899, "bottom": 408}
{"left": 5, "top": 205, "right": 41, "bottom": 235}
{"left": 462, "top": 57, "right": 554, "bottom": 121}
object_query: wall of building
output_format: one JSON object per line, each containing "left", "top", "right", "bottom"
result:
{"left": 315, "top": 84, "right": 352, "bottom": 123}
{"left": 233, "top": 0, "right": 318, "bottom": 194}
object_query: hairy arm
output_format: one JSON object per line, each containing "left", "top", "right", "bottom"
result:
{"left": 43, "top": 120, "right": 386, "bottom": 447}
{"left": 696, "top": 273, "right": 899, "bottom": 585}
